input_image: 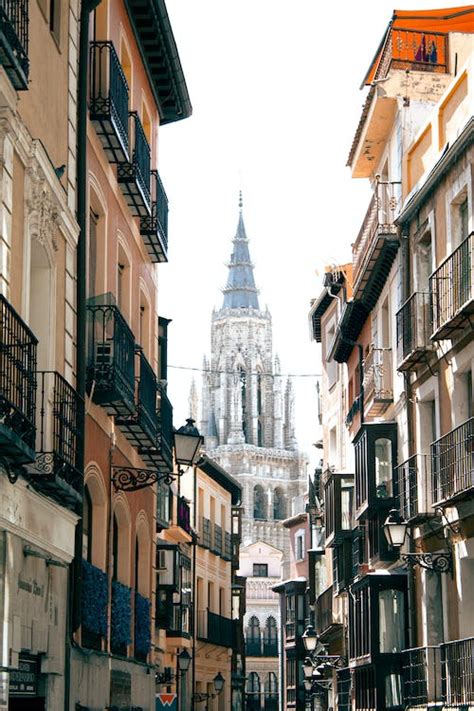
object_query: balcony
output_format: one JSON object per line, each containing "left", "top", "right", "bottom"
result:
{"left": 117, "top": 111, "right": 151, "bottom": 218}
{"left": 363, "top": 346, "right": 393, "bottom": 417}
{"left": 316, "top": 585, "right": 341, "bottom": 640}
{"left": 165, "top": 603, "right": 191, "bottom": 640}
{"left": 403, "top": 646, "right": 441, "bottom": 707}
{"left": 200, "top": 517, "right": 211, "bottom": 548}
{"left": 354, "top": 423, "right": 398, "bottom": 520}
{"left": 245, "top": 638, "right": 261, "bottom": 656}
{"left": 111, "top": 580, "right": 132, "bottom": 657}
{"left": 0, "top": 1, "right": 28, "bottom": 90}
{"left": 115, "top": 349, "right": 158, "bottom": 445}
{"left": 430, "top": 233, "right": 473, "bottom": 339}
{"left": 431, "top": 418, "right": 474, "bottom": 505}
{"left": 211, "top": 523, "right": 223, "bottom": 555}
{"left": 140, "top": 170, "right": 169, "bottom": 263}
{"left": 86, "top": 302, "right": 135, "bottom": 416}
{"left": 377, "top": 28, "right": 448, "bottom": 81}
{"left": 29, "top": 371, "right": 82, "bottom": 505}
{"left": 89, "top": 41, "right": 129, "bottom": 163}
{"left": 440, "top": 637, "right": 474, "bottom": 706}
{"left": 177, "top": 496, "right": 191, "bottom": 535}
{"left": 223, "top": 531, "right": 232, "bottom": 561}
{"left": 352, "top": 183, "right": 399, "bottom": 310}
{"left": 263, "top": 639, "right": 278, "bottom": 657}
{"left": 197, "top": 609, "right": 235, "bottom": 648}
{"left": 0, "top": 294, "right": 37, "bottom": 466}
{"left": 396, "top": 292, "right": 433, "bottom": 371}
{"left": 396, "top": 454, "right": 431, "bottom": 523}
{"left": 324, "top": 471, "right": 354, "bottom": 547}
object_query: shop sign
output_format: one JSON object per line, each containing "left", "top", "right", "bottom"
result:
{"left": 156, "top": 693, "right": 177, "bottom": 710}
{"left": 9, "top": 657, "right": 38, "bottom": 696}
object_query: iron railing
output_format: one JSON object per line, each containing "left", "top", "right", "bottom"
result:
{"left": 0, "top": 0, "right": 29, "bottom": 90}
{"left": 362, "top": 346, "right": 393, "bottom": 411}
{"left": 336, "top": 669, "right": 351, "bottom": 711}
{"left": 197, "top": 609, "right": 234, "bottom": 647}
{"left": 403, "top": 646, "right": 441, "bottom": 707}
{"left": 212, "top": 523, "right": 223, "bottom": 555}
{"left": 0, "top": 294, "right": 37, "bottom": 454}
{"left": 223, "top": 531, "right": 232, "bottom": 561}
{"left": 397, "top": 453, "right": 431, "bottom": 521}
{"left": 200, "top": 517, "right": 211, "bottom": 548}
{"left": 177, "top": 496, "right": 191, "bottom": 535}
{"left": 157, "top": 382, "right": 173, "bottom": 471}
{"left": 262, "top": 639, "right": 278, "bottom": 657}
{"left": 245, "top": 638, "right": 261, "bottom": 656}
{"left": 375, "top": 28, "right": 448, "bottom": 82}
{"left": 34, "top": 371, "right": 82, "bottom": 489}
{"left": 136, "top": 351, "right": 158, "bottom": 439}
{"left": 352, "top": 182, "right": 399, "bottom": 282}
{"left": 89, "top": 41, "right": 129, "bottom": 161}
{"left": 430, "top": 233, "right": 473, "bottom": 338}
{"left": 396, "top": 292, "right": 433, "bottom": 369}
{"left": 431, "top": 418, "right": 474, "bottom": 504}
{"left": 86, "top": 302, "right": 135, "bottom": 414}
{"left": 441, "top": 637, "right": 474, "bottom": 706}
{"left": 117, "top": 112, "right": 151, "bottom": 217}
{"left": 140, "top": 170, "right": 169, "bottom": 262}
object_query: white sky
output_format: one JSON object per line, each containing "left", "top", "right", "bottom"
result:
{"left": 158, "top": 0, "right": 464, "bottom": 471}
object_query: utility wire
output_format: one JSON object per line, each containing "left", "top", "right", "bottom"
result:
{"left": 168, "top": 364, "right": 322, "bottom": 378}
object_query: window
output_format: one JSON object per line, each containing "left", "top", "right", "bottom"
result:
{"left": 296, "top": 531, "right": 305, "bottom": 561}
{"left": 375, "top": 438, "right": 393, "bottom": 498}
{"left": 238, "top": 366, "right": 247, "bottom": 441}
{"left": 379, "top": 589, "right": 405, "bottom": 653}
{"left": 49, "top": 0, "right": 60, "bottom": 45}
{"left": 253, "top": 485, "right": 266, "bottom": 520}
{"left": 253, "top": 563, "right": 268, "bottom": 577}
{"left": 83, "top": 485, "right": 93, "bottom": 562}
{"left": 88, "top": 211, "right": 98, "bottom": 299}
{"left": 158, "top": 317, "right": 170, "bottom": 381}
{"left": 264, "top": 617, "right": 277, "bottom": 653}
{"left": 273, "top": 487, "right": 286, "bottom": 520}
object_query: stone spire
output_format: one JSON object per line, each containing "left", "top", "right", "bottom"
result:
{"left": 221, "top": 193, "right": 260, "bottom": 310}
{"left": 188, "top": 378, "right": 199, "bottom": 422}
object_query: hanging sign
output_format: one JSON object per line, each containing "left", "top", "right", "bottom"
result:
{"left": 156, "top": 692, "right": 177, "bottom": 710}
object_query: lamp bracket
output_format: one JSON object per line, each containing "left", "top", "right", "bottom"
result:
{"left": 111, "top": 466, "right": 174, "bottom": 492}
{"left": 402, "top": 550, "right": 452, "bottom": 575}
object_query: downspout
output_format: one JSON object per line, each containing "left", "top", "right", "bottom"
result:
{"left": 400, "top": 229, "right": 417, "bottom": 649}
{"left": 66, "top": 3, "right": 101, "bottom": 710}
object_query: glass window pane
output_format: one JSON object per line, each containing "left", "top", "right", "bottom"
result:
{"left": 385, "top": 672, "right": 403, "bottom": 707}
{"left": 379, "top": 589, "right": 405, "bottom": 652}
{"left": 375, "top": 437, "right": 393, "bottom": 498}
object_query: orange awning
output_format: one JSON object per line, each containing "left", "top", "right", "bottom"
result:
{"left": 363, "top": 6, "right": 474, "bottom": 86}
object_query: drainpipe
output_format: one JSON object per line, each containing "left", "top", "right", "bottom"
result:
{"left": 400, "top": 229, "right": 417, "bottom": 650}
{"left": 66, "top": 3, "right": 101, "bottom": 711}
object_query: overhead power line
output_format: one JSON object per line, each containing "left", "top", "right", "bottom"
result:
{"left": 168, "top": 364, "right": 322, "bottom": 378}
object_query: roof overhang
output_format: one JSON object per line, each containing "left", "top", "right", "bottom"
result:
{"left": 125, "top": 0, "right": 192, "bottom": 125}
{"left": 348, "top": 88, "right": 397, "bottom": 177}
{"left": 329, "top": 301, "right": 370, "bottom": 363}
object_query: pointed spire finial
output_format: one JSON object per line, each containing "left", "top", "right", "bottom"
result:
{"left": 238, "top": 190, "right": 243, "bottom": 211}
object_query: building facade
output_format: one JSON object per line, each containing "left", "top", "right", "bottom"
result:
{"left": 70, "top": 1, "right": 191, "bottom": 709}
{"left": 307, "top": 8, "right": 473, "bottom": 711}
{"left": 200, "top": 197, "right": 307, "bottom": 708}
{"left": 0, "top": 3, "right": 81, "bottom": 709}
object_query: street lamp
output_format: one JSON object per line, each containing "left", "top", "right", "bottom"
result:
{"left": 192, "top": 672, "right": 226, "bottom": 704}
{"left": 178, "top": 649, "right": 191, "bottom": 673}
{"left": 382, "top": 508, "right": 456, "bottom": 575}
{"left": 302, "top": 623, "right": 318, "bottom": 653}
{"left": 112, "top": 418, "right": 203, "bottom": 491}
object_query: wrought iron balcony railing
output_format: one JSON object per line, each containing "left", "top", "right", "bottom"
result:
{"left": 362, "top": 346, "right": 393, "bottom": 417}
{"left": 396, "top": 292, "right": 433, "bottom": 371}
{"left": 430, "top": 232, "right": 473, "bottom": 339}
{"left": 30, "top": 371, "right": 82, "bottom": 500}
{"left": 200, "top": 516, "right": 211, "bottom": 548}
{"left": 375, "top": 27, "right": 448, "bottom": 82}
{"left": 197, "top": 609, "right": 234, "bottom": 647}
{"left": 440, "top": 637, "right": 474, "bottom": 706}
{"left": 89, "top": 41, "right": 129, "bottom": 163}
{"left": 86, "top": 302, "right": 136, "bottom": 416}
{"left": 211, "top": 523, "right": 223, "bottom": 555}
{"left": 397, "top": 453, "right": 431, "bottom": 522}
{"left": 140, "top": 170, "right": 169, "bottom": 263}
{"left": 351, "top": 182, "right": 399, "bottom": 300}
{"left": 0, "top": 0, "right": 29, "bottom": 90}
{"left": 0, "top": 294, "right": 37, "bottom": 466}
{"left": 403, "top": 646, "right": 441, "bottom": 707}
{"left": 116, "top": 350, "right": 158, "bottom": 447}
{"left": 262, "top": 639, "right": 278, "bottom": 657}
{"left": 245, "top": 638, "right": 262, "bottom": 656}
{"left": 431, "top": 417, "right": 473, "bottom": 505}
{"left": 134, "top": 379, "right": 173, "bottom": 473}
{"left": 118, "top": 111, "right": 151, "bottom": 218}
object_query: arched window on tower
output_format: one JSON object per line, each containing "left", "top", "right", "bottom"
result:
{"left": 264, "top": 617, "right": 278, "bottom": 656}
{"left": 254, "top": 485, "right": 266, "bottom": 520}
{"left": 273, "top": 487, "right": 286, "bottom": 520}
{"left": 246, "top": 672, "right": 261, "bottom": 711}
{"left": 246, "top": 616, "right": 261, "bottom": 656}
{"left": 265, "top": 671, "right": 279, "bottom": 710}
{"left": 238, "top": 366, "right": 247, "bottom": 441}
